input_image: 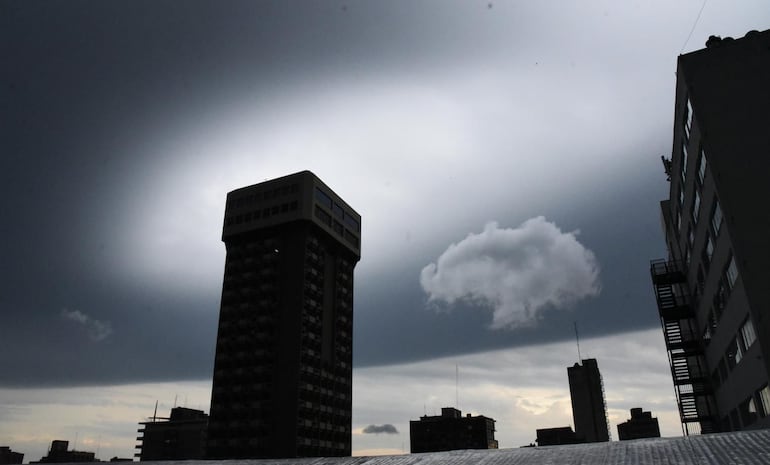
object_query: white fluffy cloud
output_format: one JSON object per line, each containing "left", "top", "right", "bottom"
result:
{"left": 420, "top": 217, "right": 601, "bottom": 329}
{"left": 61, "top": 309, "right": 113, "bottom": 342}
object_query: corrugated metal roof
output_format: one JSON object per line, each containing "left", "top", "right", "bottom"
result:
{"left": 182, "top": 430, "right": 770, "bottom": 465}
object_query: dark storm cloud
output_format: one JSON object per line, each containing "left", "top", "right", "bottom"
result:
{"left": 0, "top": 0, "right": 710, "bottom": 387}
{"left": 362, "top": 424, "right": 399, "bottom": 435}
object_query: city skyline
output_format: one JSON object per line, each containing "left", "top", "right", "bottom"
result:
{"left": 2, "top": 0, "right": 770, "bottom": 461}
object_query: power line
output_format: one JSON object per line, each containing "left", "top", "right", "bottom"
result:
{"left": 680, "top": 0, "right": 708, "bottom": 54}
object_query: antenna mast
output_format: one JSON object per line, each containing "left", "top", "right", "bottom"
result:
{"left": 455, "top": 364, "right": 459, "bottom": 409}
{"left": 574, "top": 322, "right": 582, "bottom": 362}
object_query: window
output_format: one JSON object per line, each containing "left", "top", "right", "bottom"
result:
{"left": 332, "top": 202, "right": 344, "bottom": 219}
{"left": 684, "top": 98, "right": 693, "bottom": 139}
{"left": 703, "top": 233, "right": 714, "bottom": 267}
{"left": 692, "top": 190, "right": 701, "bottom": 223}
{"left": 727, "top": 337, "right": 743, "bottom": 367}
{"left": 314, "top": 205, "right": 331, "bottom": 226}
{"left": 726, "top": 255, "right": 739, "bottom": 290}
{"left": 333, "top": 220, "right": 343, "bottom": 236}
{"left": 697, "top": 149, "right": 707, "bottom": 185}
{"left": 711, "top": 199, "right": 723, "bottom": 236}
{"left": 759, "top": 385, "right": 770, "bottom": 417}
{"left": 315, "top": 188, "right": 333, "bottom": 209}
{"left": 740, "top": 396, "right": 757, "bottom": 426}
{"left": 681, "top": 141, "right": 689, "bottom": 183}
{"left": 739, "top": 318, "right": 757, "bottom": 351}
{"left": 344, "top": 214, "right": 360, "bottom": 232}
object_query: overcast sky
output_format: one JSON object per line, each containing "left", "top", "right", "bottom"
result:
{"left": 2, "top": 0, "right": 769, "bottom": 460}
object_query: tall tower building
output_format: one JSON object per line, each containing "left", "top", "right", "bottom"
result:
{"left": 650, "top": 29, "right": 770, "bottom": 435}
{"left": 568, "top": 358, "right": 609, "bottom": 443}
{"left": 206, "top": 171, "right": 361, "bottom": 459}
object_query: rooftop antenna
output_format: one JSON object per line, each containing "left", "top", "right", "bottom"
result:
{"left": 574, "top": 321, "right": 582, "bottom": 362}
{"left": 73, "top": 432, "right": 78, "bottom": 451}
{"left": 173, "top": 394, "right": 178, "bottom": 408}
{"left": 455, "top": 364, "right": 459, "bottom": 408}
{"left": 153, "top": 400, "right": 158, "bottom": 422}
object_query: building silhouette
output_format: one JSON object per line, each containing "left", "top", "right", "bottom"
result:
{"left": 651, "top": 29, "right": 770, "bottom": 435}
{"left": 410, "top": 407, "right": 498, "bottom": 453}
{"left": 535, "top": 426, "right": 580, "bottom": 446}
{"left": 32, "top": 441, "right": 96, "bottom": 463}
{"left": 207, "top": 171, "right": 361, "bottom": 459}
{"left": 568, "top": 359, "right": 610, "bottom": 443}
{"left": 617, "top": 408, "right": 661, "bottom": 441}
{"left": 135, "top": 407, "right": 208, "bottom": 461}
{"left": 0, "top": 447, "right": 23, "bottom": 465}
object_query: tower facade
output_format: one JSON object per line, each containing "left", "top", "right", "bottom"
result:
{"left": 568, "top": 358, "right": 609, "bottom": 443}
{"left": 651, "top": 29, "right": 770, "bottom": 434}
{"left": 206, "top": 171, "right": 361, "bottom": 458}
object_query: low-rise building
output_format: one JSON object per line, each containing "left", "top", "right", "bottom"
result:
{"left": 33, "top": 440, "right": 96, "bottom": 463}
{"left": 410, "top": 407, "right": 497, "bottom": 453}
{"left": 0, "top": 447, "right": 24, "bottom": 465}
{"left": 617, "top": 408, "right": 661, "bottom": 440}
{"left": 136, "top": 407, "right": 208, "bottom": 461}
{"left": 536, "top": 426, "right": 581, "bottom": 446}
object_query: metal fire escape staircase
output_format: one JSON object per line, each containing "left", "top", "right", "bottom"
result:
{"left": 651, "top": 259, "right": 718, "bottom": 435}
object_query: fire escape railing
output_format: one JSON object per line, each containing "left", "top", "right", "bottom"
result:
{"left": 650, "top": 259, "right": 718, "bottom": 435}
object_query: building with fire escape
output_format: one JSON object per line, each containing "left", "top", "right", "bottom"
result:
{"left": 651, "top": 29, "right": 770, "bottom": 435}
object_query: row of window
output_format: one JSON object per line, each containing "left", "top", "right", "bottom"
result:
{"left": 314, "top": 205, "right": 360, "bottom": 248}
{"left": 315, "top": 187, "right": 360, "bottom": 232}
{"left": 227, "top": 183, "right": 300, "bottom": 209}
{"left": 711, "top": 318, "right": 757, "bottom": 389}
{"left": 725, "top": 384, "right": 770, "bottom": 431}
{"left": 224, "top": 200, "right": 299, "bottom": 227}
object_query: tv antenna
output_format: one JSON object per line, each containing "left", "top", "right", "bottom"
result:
{"left": 574, "top": 321, "right": 582, "bottom": 361}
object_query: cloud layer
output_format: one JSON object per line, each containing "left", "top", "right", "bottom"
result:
{"left": 61, "top": 309, "right": 113, "bottom": 342}
{"left": 420, "top": 217, "right": 601, "bottom": 329}
{"left": 362, "top": 424, "right": 399, "bottom": 435}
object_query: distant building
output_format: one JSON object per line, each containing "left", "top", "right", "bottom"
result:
{"left": 617, "top": 408, "right": 661, "bottom": 441}
{"left": 207, "top": 171, "right": 361, "bottom": 459}
{"left": 410, "top": 407, "right": 498, "bottom": 453}
{"left": 535, "top": 427, "right": 580, "bottom": 446}
{"left": 135, "top": 407, "right": 208, "bottom": 461}
{"left": 651, "top": 29, "right": 770, "bottom": 434}
{"left": 568, "top": 359, "right": 610, "bottom": 443}
{"left": 33, "top": 440, "right": 96, "bottom": 463}
{"left": 0, "top": 447, "right": 24, "bottom": 465}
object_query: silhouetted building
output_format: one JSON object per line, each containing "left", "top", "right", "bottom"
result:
{"left": 616, "top": 408, "right": 661, "bottom": 441}
{"left": 207, "top": 171, "right": 361, "bottom": 459}
{"left": 535, "top": 427, "right": 580, "bottom": 446}
{"left": 410, "top": 407, "right": 498, "bottom": 453}
{"left": 651, "top": 29, "right": 770, "bottom": 435}
{"left": 0, "top": 447, "right": 23, "bottom": 465}
{"left": 568, "top": 359, "right": 610, "bottom": 443}
{"left": 33, "top": 441, "right": 96, "bottom": 463}
{"left": 135, "top": 407, "right": 208, "bottom": 461}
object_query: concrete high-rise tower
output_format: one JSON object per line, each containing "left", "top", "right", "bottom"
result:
{"left": 568, "top": 358, "right": 610, "bottom": 443}
{"left": 206, "top": 171, "right": 361, "bottom": 459}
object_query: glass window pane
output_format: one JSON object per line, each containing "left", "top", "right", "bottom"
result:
{"left": 698, "top": 149, "right": 707, "bottom": 184}
{"left": 711, "top": 199, "right": 723, "bottom": 235}
{"left": 741, "top": 319, "right": 757, "bottom": 350}
{"left": 727, "top": 256, "right": 739, "bottom": 289}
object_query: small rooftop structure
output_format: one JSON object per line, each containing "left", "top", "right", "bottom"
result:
{"left": 617, "top": 408, "right": 661, "bottom": 441}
